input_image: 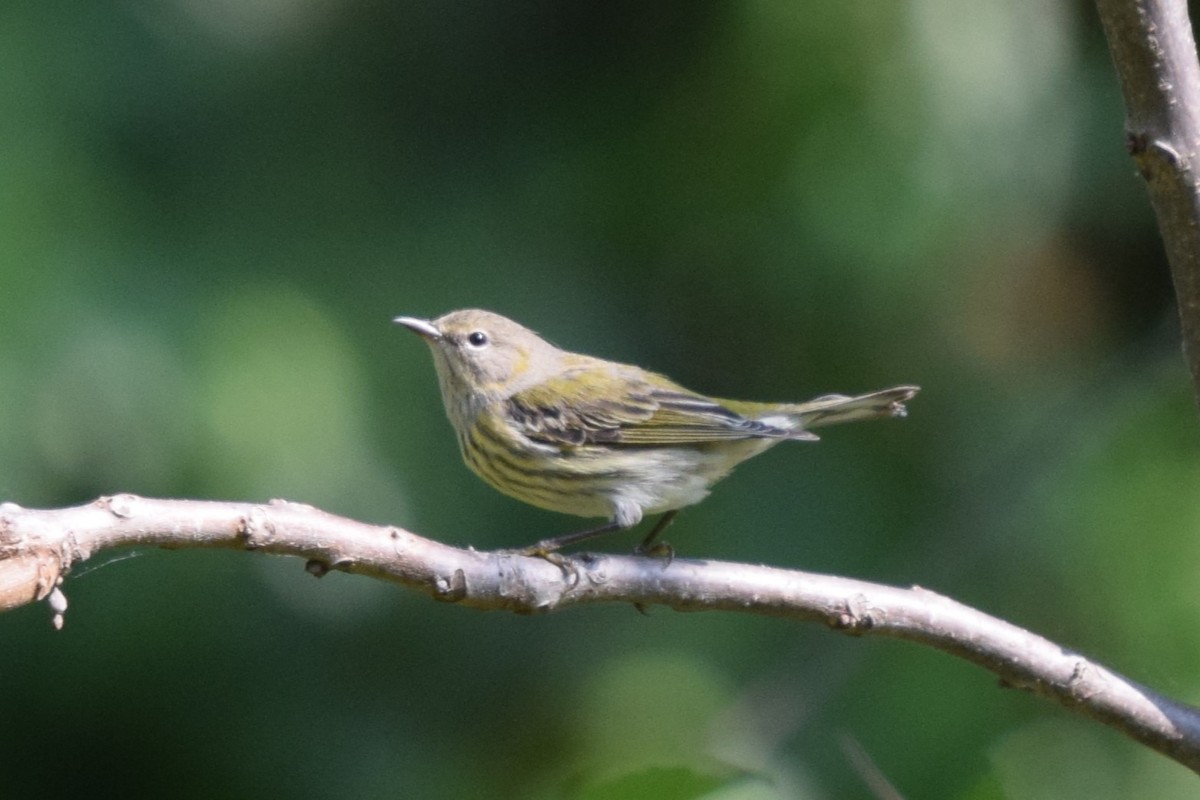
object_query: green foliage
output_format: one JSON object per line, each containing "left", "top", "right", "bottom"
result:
{"left": 575, "top": 767, "right": 733, "bottom": 800}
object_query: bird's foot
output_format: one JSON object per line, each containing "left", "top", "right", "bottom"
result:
{"left": 635, "top": 510, "right": 679, "bottom": 567}
{"left": 634, "top": 539, "right": 675, "bottom": 567}
{"left": 512, "top": 545, "right": 580, "bottom": 588}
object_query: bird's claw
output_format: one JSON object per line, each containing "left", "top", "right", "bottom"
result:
{"left": 512, "top": 546, "right": 580, "bottom": 588}
{"left": 634, "top": 539, "right": 675, "bottom": 567}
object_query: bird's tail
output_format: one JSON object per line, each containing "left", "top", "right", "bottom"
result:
{"left": 783, "top": 385, "right": 920, "bottom": 429}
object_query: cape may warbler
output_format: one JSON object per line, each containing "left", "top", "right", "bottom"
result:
{"left": 396, "top": 309, "right": 917, "bottom": 554}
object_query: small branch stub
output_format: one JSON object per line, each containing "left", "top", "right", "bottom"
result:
{"left": 432, "top": 569, "right": 468, "bottom": 603}
{"left": 0, "top": 553, "right": 63, "bottom": 614}
{"left": 832, "top": 594, "right": 877, "bottom": 633}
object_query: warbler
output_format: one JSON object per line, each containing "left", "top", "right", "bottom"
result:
{"left": 396, "top": 309, "right": 917, "bottom": 555}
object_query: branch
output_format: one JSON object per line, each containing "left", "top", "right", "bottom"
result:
{"left": 1096, "top": 0, "right": 1200, "bottom": 402}
{"left": 3, "top": 495, "right": 1200, "bottom": 772}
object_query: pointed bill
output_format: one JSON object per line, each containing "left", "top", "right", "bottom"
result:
{"left": 393, "top": 316, "right": 441, "bottom": 341}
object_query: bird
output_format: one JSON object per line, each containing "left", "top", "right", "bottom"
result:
{"left": 395, "top": 309, "right": 918, "bottom": 556}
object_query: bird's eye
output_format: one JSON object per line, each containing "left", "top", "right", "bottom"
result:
{"left": 466, "top": 331, "right": 489, "bottom": 348}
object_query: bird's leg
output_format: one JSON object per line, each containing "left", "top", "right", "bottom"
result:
{"left": 518, "top": 520, "right": 622, "bottom": 557}
{"left": 516, "top": 509, "right": 679, "bottom": 579}
{"left": 514, "top": 521, "right": 624, "bottom": 588}
{"left": 635, "top": 510, "right": 679, "bottom": 560}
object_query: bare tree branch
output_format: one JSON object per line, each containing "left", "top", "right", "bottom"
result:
{"left": 1096, "top": 0, "right": 1200, "bottom": 401}
{"left": 2, "top": 494, "right": 1200, "bottom": 773}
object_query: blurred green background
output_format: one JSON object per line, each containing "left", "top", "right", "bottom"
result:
{"left": 3, "top": 1, "right": 1199, "bottom": 797}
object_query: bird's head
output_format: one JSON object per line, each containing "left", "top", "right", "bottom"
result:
{"left": 395, "top": 309, "right": 557, "bottom": 407}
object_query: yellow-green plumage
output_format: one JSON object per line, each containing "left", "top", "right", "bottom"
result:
{"left": 396, "top": 309, "right": 917, "bottom": 550}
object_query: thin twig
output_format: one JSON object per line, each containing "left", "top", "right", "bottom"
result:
{"left": 2, "top": 494, "right": 1199, "bottom": 773}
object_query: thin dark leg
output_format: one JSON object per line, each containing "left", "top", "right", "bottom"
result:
{"left": 637, "top": 510, "right": 679, "bottom": 554}
{"left": 519, "top": 520, "right": 622, "bottom": 556}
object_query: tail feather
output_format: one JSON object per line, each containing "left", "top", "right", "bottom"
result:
{"left": 786, "top": 385, "right": 919, "bottom": 429}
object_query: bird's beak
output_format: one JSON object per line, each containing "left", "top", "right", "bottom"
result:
{"left": 393, "top": 316, "right": 442, "bottom": 341}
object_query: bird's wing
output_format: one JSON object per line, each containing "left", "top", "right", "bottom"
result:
{"left": 505, "top": 369, "right": 806, "bottom": 447}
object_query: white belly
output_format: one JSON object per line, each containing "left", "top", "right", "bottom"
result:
{"left": 603, "top": 440, "right": 778, "bottom": 521}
